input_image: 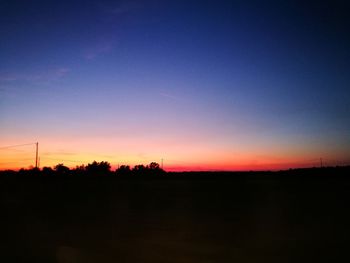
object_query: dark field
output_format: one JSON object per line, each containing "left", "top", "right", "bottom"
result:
{"left": 1, "top": 168, "right": 350, "bottom": 262}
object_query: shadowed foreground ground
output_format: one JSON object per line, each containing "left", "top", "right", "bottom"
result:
{"left": 1, "top": 168, "right": 350, "bottom": 262}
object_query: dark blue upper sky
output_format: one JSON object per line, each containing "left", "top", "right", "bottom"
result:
{"left": 1, "top": 0, "right": 349, "bottom": 169}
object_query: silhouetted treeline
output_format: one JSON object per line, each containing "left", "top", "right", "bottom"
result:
{"left": 0, "top": 163, "right": 350, "bottom": 180}
{"left": 0, "top": 161, "right": 166, "bottom": 178}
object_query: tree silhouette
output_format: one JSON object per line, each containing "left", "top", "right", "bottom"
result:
{"left": 86, "top": 161, "right": 111, "bottom": 175}
{"left": 42, "top": 166, "right": 54, "bottom": 176}
{"left": 54, "top": 163, "right": 70, "bottom": 175}
{"left": 73, "top": 165, "right": 86, "bottom": 176}
{"left": 132, "top": 164, "right": 147, "bottom": 176}
{"left": 130, "top": 162, "right": 165, "bottom": 177}
{"left": 116, "top": 165, "right": 131, "bottom": 176}
{"left": 149, "top": 162, "right": 160, "bottom": 170}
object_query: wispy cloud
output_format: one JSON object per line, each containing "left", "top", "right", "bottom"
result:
{"left": 0, "top": 67, "right": 70, "bottom": 96}
{"left": 160, "top": 92, "right": 181, "bottom": 101}
{"left": 54, "top": 68, "right": 70, "bottom": 78}
{"left": 0, "top": 74, "right": 18, "bottom": 82}
{"left": 82, "top": 41, "right": 113, "bottom": 60}
{"left": 41, "top": 151, "right": 77, "bottom": 157}
{"left": 0, "top": 67, "right": 70, "bottom": 84}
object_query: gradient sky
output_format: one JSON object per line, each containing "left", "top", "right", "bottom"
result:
{"left": 1, "top": 0, "right": 350, "bottom": 171}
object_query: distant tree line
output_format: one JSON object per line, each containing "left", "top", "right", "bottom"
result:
{"left": 0, "top": 161, "right": 166, "bottom": 177}
{"left": 1, "top": 164, "right": 350, "bottom": 179}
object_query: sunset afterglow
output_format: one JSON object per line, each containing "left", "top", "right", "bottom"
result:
{"left": 1, "top": 1, "right": 349, "bottom": 171}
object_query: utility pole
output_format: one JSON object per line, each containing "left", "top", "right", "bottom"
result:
{"left": 35, "top": 142, "right": 39, "bottom": 168}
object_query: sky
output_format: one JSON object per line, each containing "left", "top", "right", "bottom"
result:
{"left": 1, "top": 0, "right": 350, "bottom": 171}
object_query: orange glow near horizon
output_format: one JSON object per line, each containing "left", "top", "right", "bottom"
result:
{"left": 1, "top": 135, "right": 349, "bottom": 172}
{"left": 1, "top": 0, "right": 350, "bottom": 174}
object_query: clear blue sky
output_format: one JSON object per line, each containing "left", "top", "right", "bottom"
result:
{"left": 1, "top": 0, "right": 349, "bottom": 170}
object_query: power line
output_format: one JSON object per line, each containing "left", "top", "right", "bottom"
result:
{"left": 0, "top": 158, "right": 36, "bottom": 164}
{"left": 0, "top": 142, "right": 36, "bottom": 150}
{"left": 41, "top": 157, "right": 85, "bottom": 164}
